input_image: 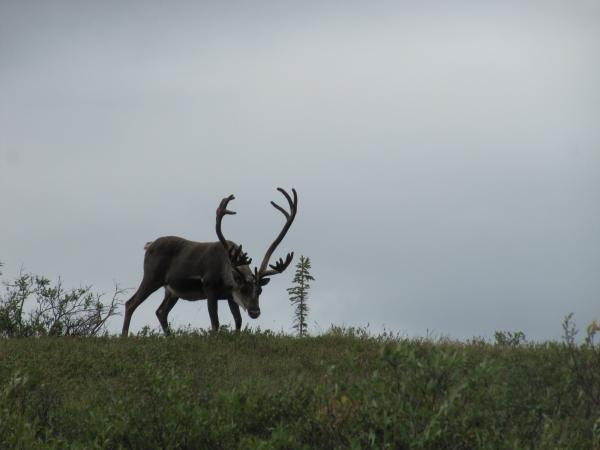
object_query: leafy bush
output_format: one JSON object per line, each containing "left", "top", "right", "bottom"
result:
{"left": 494, "top": 330, "right": 526, "bottom": 347}
{"left": 0, "top": 266, "right": 124, "bottom": 337}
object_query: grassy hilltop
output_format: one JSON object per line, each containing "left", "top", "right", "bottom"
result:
{"left": 1, "top": 328, "right": 599, "bottom": 449}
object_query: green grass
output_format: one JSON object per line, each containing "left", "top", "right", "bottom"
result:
{"left": 1, "top": 328, "right": 599, "bottom": 449}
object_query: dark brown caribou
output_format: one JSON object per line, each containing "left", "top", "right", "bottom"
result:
{"left": 121, "top": 188, "right": 297, "bottom": 336}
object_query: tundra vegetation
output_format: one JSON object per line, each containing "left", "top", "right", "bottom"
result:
{"left": 1, "top": 266, "right": 599, "bottom": 448}
{"left": 1, "top": 327, "right": 599, "bottom": 448}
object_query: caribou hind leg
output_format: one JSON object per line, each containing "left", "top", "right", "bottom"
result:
{"left": 121, "top": 278, "right": 162, "bottom": 337}
{"left": 156, "top": 290, "right": 179, "bottom": 336}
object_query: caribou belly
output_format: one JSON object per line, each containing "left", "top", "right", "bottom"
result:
{"left": 165, "top": 277, "right": 207, "bottom": 300}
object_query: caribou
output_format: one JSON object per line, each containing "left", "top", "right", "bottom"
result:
{"left": 121, "top": 188, "right": 298, "bottom": 336}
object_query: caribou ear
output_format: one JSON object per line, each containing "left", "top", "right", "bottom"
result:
{"left": 259, "top": 277, "right": 270, "bottom": 287}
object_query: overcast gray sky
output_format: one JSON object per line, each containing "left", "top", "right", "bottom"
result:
{"left": 1, "top": 1, "right": 599, "bottom": 340}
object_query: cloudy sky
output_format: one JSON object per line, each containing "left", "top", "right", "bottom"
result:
{"left": 1, "top": 1, "right": 599, "bottom": 340}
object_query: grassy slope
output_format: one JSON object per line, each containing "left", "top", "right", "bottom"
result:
{"left": 1, "top": 329, "right": 599, "bottom": 449}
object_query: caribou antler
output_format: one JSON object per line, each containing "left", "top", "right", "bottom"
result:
{"left": 229, "top": 243, "right": 252, "bottom": 266}
{"left": 257, "top": 188, "right": 298, "bottom": 279}
{"left": 216, "top": 194, "right": 252, "bottom": 267}
{"left": 261, "top": 253, "right": 295, "bottom": 277}
{"left": 216, "top": 194, "right": 235, "bottom": 248}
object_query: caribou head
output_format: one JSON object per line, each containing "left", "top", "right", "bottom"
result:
{"left": 216, "top": 188, "right": 297, "bottom": 319}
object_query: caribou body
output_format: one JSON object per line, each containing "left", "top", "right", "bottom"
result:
{"left": 121, "top": 188, "right": 297, "bottom": 336}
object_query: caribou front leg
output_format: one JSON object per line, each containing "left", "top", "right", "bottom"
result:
{"left": 227, "top": 298, "right": 242, "bottom": 331}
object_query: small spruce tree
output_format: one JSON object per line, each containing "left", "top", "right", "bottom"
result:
{"left": 287, "top": 255, "right": 314, "bottom": 337}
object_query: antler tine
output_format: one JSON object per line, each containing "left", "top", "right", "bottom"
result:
{"left": 279, "top": 187, "right": 296, "bottom": 209}
{"left": 270, "top": 201, "right": 290, "bottom": 219}
{"left": 217, "top": 195, "right": 236, "bottom": 216}
{"left": 257, "top": 187, "right": 298, "bottom": 279}
{"left": 229, "top": 244, "right": 252, "bottom": 266}
{"left": 261, "top": 252, "right": 295, "bottom": 277}
{"left": 269, "top": 188, "right": 297, "bottom": 219}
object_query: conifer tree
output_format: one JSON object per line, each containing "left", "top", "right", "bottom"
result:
{"left": 287, "top": 255, "right": 314, "bottom": 337}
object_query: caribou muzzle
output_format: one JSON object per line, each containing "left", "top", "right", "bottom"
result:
{"left": 248, "top": 308, "right": 261, "bottom": 319}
